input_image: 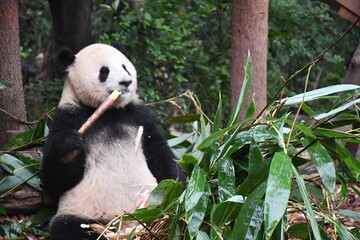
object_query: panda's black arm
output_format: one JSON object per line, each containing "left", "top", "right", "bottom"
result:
{"left": 142, "top": 124, "right": 186, "bottom": 184}
{"left": 41, "top": 106, "right": 87, "bottom": 199}
{"left": 136, "top": 106, "right": 186, "bottom": 184}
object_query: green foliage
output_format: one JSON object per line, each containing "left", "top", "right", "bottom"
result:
{"left": 0, "top": 208, "right": 55, "bottom": 238}
{"left": 65, "top": 55, "right": 359, "bottom": 240}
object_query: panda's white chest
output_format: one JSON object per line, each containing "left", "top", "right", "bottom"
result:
{"left": 57, "top": 126, "right": 157, "bottom": 220}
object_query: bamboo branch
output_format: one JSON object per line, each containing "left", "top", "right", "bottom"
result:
{"left": 78, "top": 90, "right": 121, "bottom": 135}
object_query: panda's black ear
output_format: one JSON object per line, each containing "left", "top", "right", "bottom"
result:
{"left": 54, "top": 47, "right": 75, "bottom": 77}
{"left": 112, "top": 42, "right": 126, "bottom": 53}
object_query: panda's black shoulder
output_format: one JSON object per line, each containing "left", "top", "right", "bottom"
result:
{"left": 126, "top": 101, "right": 158, "bottom": 126}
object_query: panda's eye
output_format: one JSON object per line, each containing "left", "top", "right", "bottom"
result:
{"left": 122, "top": 64, "right": 131, "bottom": 76}
{"left": 99, "top": 66, "right": 110, "bottom": 82}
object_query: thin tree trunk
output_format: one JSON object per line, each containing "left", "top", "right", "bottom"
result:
{"left": 0, "top": 0, "right": 27, "bottom": 147}
{"left": 38, "top": 0, "right": 93, "bottom": 79}
{"left": 230, "top": 0, "right": 268, "bottom": 118}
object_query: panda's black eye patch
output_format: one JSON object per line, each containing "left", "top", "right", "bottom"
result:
{"left": 99, "top": 66, "right": 110, "bottom": 82}
{"left": 122, "top": 64, "right": 131, "bottom": 76}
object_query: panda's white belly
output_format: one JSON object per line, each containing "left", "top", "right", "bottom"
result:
{"left": 56, "top": 127, "right": 157, "bottom": 220}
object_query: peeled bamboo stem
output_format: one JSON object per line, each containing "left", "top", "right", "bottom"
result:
{"left": 78, "top": 90, "right": 121, "bottom": 135}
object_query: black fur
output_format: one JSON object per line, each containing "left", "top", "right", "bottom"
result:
{"left": 41, "top": 102, "right": 186, "bottom": 240}
{"left": 99, "top": 66, "right": 109, "bottom": 82}
{"left": 50, "top": 214, "right": 107, "bottom": 240}
{"left": 54, "top": 47, "right": 76, "bottom": 77}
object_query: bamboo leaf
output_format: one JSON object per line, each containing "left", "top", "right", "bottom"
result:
{"left": 237, "top": 158, "right": 271, "bottom": 196}
{"left": 336, "top": 222, "right": 357, "bottom": 240}
{"left": 232, "top": 182, "right": 266, "bottom": 240}
{"left": 337, "top": 210, "right": 360, "bottom": 220}
{"left": 291, "top": 164, "right": 322, "bottom": 240}
{"left": 264, "top": 152, "right": 292, "bottom": 239}
{"left": 196, "top": 231, "right": 210, "bottom": 240}
{"left": 185, "top": 165, "right": 210, "bottom": 239}
{"left": 185, "top": 165, "right": 208, "bottom": 212}
{"left": 168, "top": 132, "right": 193, "bottom": 147}
{"left": 301, "top": 139, "right": 336, "bottom": 198}
{"left": 281, "top": 84, "right": 360, "bottom": 105}
{"left": 0, "top": 154, "right": 40, "bottom": 191}
{"left": 211, "top": 195, "right": 244, "bottom": 228}
{"left": 314, "top": 99, "right": 360, "bottom": 120}
{"left": 218, "top": 157, "right": 235, "bottom": 202}
{"left": 249, "top": 140, "right": 263, "bottom": 172}
{"left": 147, "top": 179, "right": 182, "bottom": 209}
{"left": 322, "top": 140, "right": 360, "bottom": 181}
{"left": 227, "top": 52, "right": 252, "bottom": 127}
{"left": 314, "top": 128, "right": 360, "bottom": 144}
{"left": 197, "top": 120, "right": 246, "bottom": 150}
{"left": 244, "top": 94, "right": 256, "bottom": 120}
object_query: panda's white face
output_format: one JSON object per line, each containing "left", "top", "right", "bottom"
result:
{"left": 64, "top": 44, "right": 138, "bottom": 108}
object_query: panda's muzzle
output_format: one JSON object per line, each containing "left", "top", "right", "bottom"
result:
{"left": 119, "top": 80, "right": 132, "bottom": 88}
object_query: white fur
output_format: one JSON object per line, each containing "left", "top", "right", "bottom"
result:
{"left": 57, "top": 126, "right": 157, "bottom": 220}
{"left": 60, "top": 43, "right": 140, "bottom": 108}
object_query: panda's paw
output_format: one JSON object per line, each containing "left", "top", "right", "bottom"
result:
{"left": 49, "top": 129, "right": 84, "bottom": 164}
{"left": 52, "top": 129, "right": 84, "bottom": 157}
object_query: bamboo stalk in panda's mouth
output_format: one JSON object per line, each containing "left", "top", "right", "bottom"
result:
{"left": 78, "top": 90, "right": 121, "bottom": 135}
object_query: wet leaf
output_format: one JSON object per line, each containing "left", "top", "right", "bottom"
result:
{"left": 30, "top": 208, "right": 56, "bottom": 227}
{"left": 287, "top": 222, "right": 310, "bottom": 239}
{"left": 281, "top": 84, "right": 359, "bottom": 105}
{"left": 315, "top": 99, "right": 360, "bottom": 120}
{"left": 322, "top": 140, "right": 360, "bottom": 181}
{"left": 292, "top": 164, "right": 322, "bottom": 240}
{"left": 196, "top": 231, "right": 210, "bottom": 240}
{"left": 0, "top": 154, "right": 40, "bottom": 191}
{"left": 218, "top": 157, "right": 235, "bottom": 202}
{"left": 249, "top": 140, "right": 263, "bottom": 172}
{"left": 148, "top": 179, "right": 183, "bottom": 209}
{"left": 168, "top": 132, "right": 193, "bottom": 147}
{"left": 185, "top": 165, "right": 209, "bottom": 239}
{"left": 237, "top": 159, "right": 271, "bottom": 196}
{"left": 264, "top": 152, "right": 292, "bottom": 239}
{"left": 301, "top": 139, "right": 335, "bottom": 198}
{"left": 211, "top": 195, "right": 243, "bottom": 228}
{"left": 232, "top": 182, "right": 266, "bottom": 240}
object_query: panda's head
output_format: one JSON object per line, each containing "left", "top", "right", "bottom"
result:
{"left": 55, "top": 43, "right": 138, "bottom": 108}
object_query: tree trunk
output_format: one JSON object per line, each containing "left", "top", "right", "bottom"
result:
{"left": 38, "top": 0, "right": 93, "bottom": 79}
{"left": 230, "top": 0, "right": 268, "bottom": 118}
{"left": 0, "top": 0, "right": 28, "bottom": 147}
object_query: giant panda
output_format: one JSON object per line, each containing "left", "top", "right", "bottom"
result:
{"left": 41, "top": 43, "right": 186, "bottom": 240}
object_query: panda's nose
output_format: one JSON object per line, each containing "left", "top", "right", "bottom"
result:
{"left": 119, "top": 80, "right": 132, "bottom": 88}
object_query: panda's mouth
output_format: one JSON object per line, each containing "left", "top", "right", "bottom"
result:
{"left": 108, "top": 89, "right": 130, "bottom": 96}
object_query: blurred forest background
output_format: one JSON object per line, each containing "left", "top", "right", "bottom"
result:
{"left": 19, "top": 0, "right": 359, "bottom": 121}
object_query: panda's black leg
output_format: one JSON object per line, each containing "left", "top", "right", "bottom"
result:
{"left": 50, "top": 214, "right": 107, "bottom": 240}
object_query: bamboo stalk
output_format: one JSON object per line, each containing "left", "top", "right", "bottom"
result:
{"left": 78, "top": 90, "right": 121, "bottom": 134}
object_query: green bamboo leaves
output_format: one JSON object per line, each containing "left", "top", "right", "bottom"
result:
{"left": 185, "top": 165, "right": 210, "bottom": 239}
{"left": 264, "top": 152, "right": 292, "bottom": 239}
